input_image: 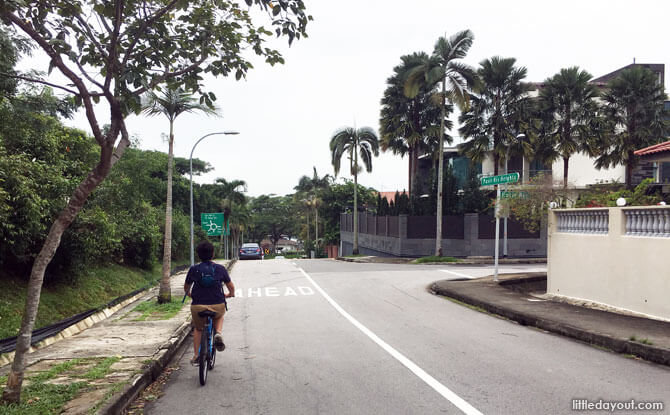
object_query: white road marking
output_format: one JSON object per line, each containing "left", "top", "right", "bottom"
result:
{"left": 236, "top": 286, "right": 315, "bottom": 298}
{"left": 297, "top": 267, "right": 483, "bottom": 415}
{"left": 439, "top": 269, "right": 477, "bottom": 279}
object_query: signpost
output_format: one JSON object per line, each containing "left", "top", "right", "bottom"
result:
{"left": 480, "top": 172, "right": 519, "bottom": 186}
{"left": 201, "top": 213, "right": 224, "bottom": 236}
{"left": 479, "top": 173, "right": 520, "bottom": 282}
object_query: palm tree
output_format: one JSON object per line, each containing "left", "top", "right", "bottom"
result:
{"left": 330, "top": 126, "right": 379, "bottom": 255}
{"left": 405, "top": 30, "right": 478, "bottom": 257}
{"left": 459, "top": 56, "right": 533, "bottom": 177}
{"left": 595, "top": 66, "right": 669, "bottom": 188}
{"left": 379, "top": 52, "right": 442, "bottom": 197}
{"left": 294, "top": 167, "right": 332, "bottom": 251}
{"left": 143, "top": 88, "right": 218, "bottom": 303}
{"left": 537, "top": 67, "right": 601, "bottom": 191}
{"left": 215, "top": 178, "right": 247, "bottom": 258}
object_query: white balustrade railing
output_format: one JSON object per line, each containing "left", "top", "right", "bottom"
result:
{"left": 556, "top": 210, "right": 609, "bottom": 234}
{"left": 624, "top": 208, "right": 670, "bottom": 237}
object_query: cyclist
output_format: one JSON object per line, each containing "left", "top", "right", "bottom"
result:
{"left": 184, "top": 241, "right": 235, "bottom": 365}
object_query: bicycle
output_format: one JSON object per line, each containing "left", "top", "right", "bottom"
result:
{"left": 197, "top": 310, "right": 217, "bottom": 385}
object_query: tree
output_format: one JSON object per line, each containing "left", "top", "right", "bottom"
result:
{"left": 459, "top": 56, "right": 533, "bottom": 176}
{"left": 142, "top": 88, "right": 218, "bottom": 303}
{"left": 537, "top": 67, "right": 601, "bottom": 191}
{"left": 294, "top": 167, "right": 332, "bottom": 250}
{"left": 379, "top": 52, "right": 442, "bottom": 197}
{"left": 215, "top": 178, "right": 247, "bottom": 259}
{"left": 595, "top": 67, "right": 669, "bottom": 188}
{"left": 405, "top": 30, "right": 477, "bottom": 256}
{"left": 320, "top": 180, "right": 378, "bottom": 246}
{"left": 330, "top": 127, "right": 379, "bottom": 254}
{"left": 0, "top": 0, "right": 309, "bottom": 403}
{"left": 249, "top": 195, "right": 296, "bottom": 252}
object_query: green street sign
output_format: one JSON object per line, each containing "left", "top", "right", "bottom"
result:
{"left": 501, "top": 190, "right": 530, "bottom": 199}
{"left": 201, "top": 213, "right": 224, "bottom": 236}
{"left": 480, "top": 173, "right": 519, "bottom": 186}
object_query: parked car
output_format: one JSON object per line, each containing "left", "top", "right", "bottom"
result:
{"left": 239, "top": 243, "right": 262, "bottom": 260}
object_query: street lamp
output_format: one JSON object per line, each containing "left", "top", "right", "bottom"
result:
{"left": 190, "top": 131, "right": 239, "bottom": 266}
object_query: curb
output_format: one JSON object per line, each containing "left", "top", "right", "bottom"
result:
{"left": 98, "top": 321, "right": 191, "bottom": 415}
{"left": 335, "top": 256, "right": 546, "bottom": 265}
{"left": 98, "top": 259, "right": 237, "bottom": 414}
{"left": 431, "top": 282, "right": 670, "bottom": 367}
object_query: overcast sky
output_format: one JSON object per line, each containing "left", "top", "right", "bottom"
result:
{"left": 24, "top": 0, "right": 670, "bottom": 197}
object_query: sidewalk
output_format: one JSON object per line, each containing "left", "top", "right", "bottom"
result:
{"left": 432, "top": 273, "right": 670, "bottom": 367}
{"left": 0, "top": 260, "right": 233, "bottom": 414}
{"left": 336, "top": 255, "right": 547, "bottom": 265}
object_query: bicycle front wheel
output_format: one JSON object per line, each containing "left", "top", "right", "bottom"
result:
{"left": 199, "top": 330, "right": 209, "bottom": 385}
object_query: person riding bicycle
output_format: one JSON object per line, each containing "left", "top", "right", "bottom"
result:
{"left": 184, "top": 241, "right": 235, "bottom": 365}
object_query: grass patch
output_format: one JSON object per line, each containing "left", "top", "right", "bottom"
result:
{"left": 441, "top": 296, "right": 489, "bottom": 314}
{"left": 629, "top": 335, "right": 653, "bottom": 345}
{"left": 87, "top": 381, "right": 127, "bottom": 415}
{"left": 344, "top": 254, "right": 366, "bottom": 258}
{"left": 132, "top": 298, "right": 184, "bottom": 321}
{"left": 0, "top": 382, "right": 86, "bottom": 415}
{"left": 0, "top": 263, "right": 164, "bottom": 339}
{"left": 0, "top": 358, "right": 87, "bottom": 415}
{"left": 412, "top": 256, "right": 460, "bottom": 264}
{"left": 30, "top": 359, "right": 82, "bottom": 383}
{"left": 83, "top": 357, "right": 121, "bottom": 380}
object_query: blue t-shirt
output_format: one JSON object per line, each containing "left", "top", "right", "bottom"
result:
{"left": 185, "top": 261, "right": 231, "bottom": 305}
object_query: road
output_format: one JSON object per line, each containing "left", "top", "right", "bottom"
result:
{"left": 146, "top": 259, "right": 669, "bottom": 414}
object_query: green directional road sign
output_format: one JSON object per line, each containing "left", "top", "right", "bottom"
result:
{"left": 201, "top": 213, "right": 224, "bottom": 236}
{"left": 480, "top": 172, "right": 519, "bottom": 186}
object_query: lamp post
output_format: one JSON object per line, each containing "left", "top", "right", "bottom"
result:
{"left": 190, "top": 131, "right": 239, "bottom": 266}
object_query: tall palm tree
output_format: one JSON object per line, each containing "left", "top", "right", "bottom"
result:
{"left": 459, "top": 56, "right": 533, "bottom": 177}
{"left": 595, "top": 66, "right": 669, "bottom": 188}
{"left": 330, "top": 126, "right": 379, "bottom": 255}
{"left": 215, "top": 178, "right": 247, "bottom": 258}
{"left": 379, "top": 52, "right": 442, "bottom": 197}
{"left": 143, "top": 88, "right": 218, "bottom": 303}
{"left": 537, "top": 67, "right": 601, "bottom": 190}
{"left": 405, "top": 30, "right": 478, "bottom": 257}
{"left": 294, "top": 167, "right": 332, "bottom": 249}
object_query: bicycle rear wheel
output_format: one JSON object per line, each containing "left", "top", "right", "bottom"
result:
{"left": 199, "top": 328, "right": 209, "bottom": 385}
{"left": 208, "top": 336, "right": 216, "bottom": 370}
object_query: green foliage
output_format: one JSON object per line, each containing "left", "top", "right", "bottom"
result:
{"left": 575, "top": 178, "right": 663, "bottom": 208}
{"left": 595, "top": 67, "right": 670, "bottom": 187}
{"left": 320, "top": 180, "right": 378, "bottom": 244}
{"left": 412, "top": 256, "right": 460, "bottom": 264}
{"left": 503, "top": 173, "right": 567, "bottom": 233}
{"left": 0, "top": 263, "right": 160, "bottom": 339}
{"left": 248, "top": 194, "right": 298, "bottom": 247}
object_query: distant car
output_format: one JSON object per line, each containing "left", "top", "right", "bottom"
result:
{"left": 239, "top": 243, "right": 262, "bottom": 260}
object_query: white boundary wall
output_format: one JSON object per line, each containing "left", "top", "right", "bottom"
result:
{"left": 547, "top": 206, "right": 670, "bottom": 321}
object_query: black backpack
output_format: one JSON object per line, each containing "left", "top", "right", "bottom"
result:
{"left": 196, "top": 264, "right": 218, "bottom": 288}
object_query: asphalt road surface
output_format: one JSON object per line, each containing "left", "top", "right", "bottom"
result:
{"left": 146, "top": 259, "right": 669, "bottom": 414}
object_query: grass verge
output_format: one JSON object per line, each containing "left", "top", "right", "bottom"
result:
{"left": 0, "top": 358, "right": 86, "bottom": 415}
{"left": 412, "top": 256, "right": 460, "bottom": 264}
{"left": 132, "top": 298, "right": 184, "bottom": 321}
{"left": 0, "top": 259, "right": 198, "bottom": 339}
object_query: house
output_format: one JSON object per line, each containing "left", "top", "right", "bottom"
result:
{"left": 634, "top": 140, "right": 670, "bottom": 193}
{"left": 412, "top": 63, "right": 669, "bottom": 196}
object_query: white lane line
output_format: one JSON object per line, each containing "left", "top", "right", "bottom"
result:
{"left": 297, "top": 267, "right": 483, "bottom": 415}
{"left": 439, "top": 269, "right": 476, "bottom": 279}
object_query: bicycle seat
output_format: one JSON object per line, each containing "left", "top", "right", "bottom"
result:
{"left": 198, "top": 310, "right": 217, "bottom": 318}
